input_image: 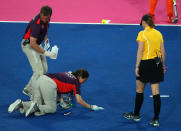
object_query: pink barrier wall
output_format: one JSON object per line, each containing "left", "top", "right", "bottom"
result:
{"left": 0, "top": 0, "right": 180, "bottom": 24}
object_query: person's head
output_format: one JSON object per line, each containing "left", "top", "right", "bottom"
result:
{"left": 40, "top": 6, "right": 52, "bottom": 23}
{"left": 140, "top": 14, "right": 155, "bottom": 28}
{"left": 72, "top": 68, "right": 89, "bottom": 84}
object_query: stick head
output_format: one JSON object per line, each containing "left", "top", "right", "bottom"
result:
{"left": 172, "top": 19, "right": 178, "bottom": 23}
{"left": 63, "top": 108, "right": 72, "bottom": 115}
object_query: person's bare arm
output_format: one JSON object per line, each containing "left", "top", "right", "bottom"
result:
{"left": 75, "top": 94, "right": 91, "bottom": 109}
{"left": 160, "top": 42, "right": 166, "bottom": 72}
{"left": 135, "top": 41, "right": 144, "bottom": 76}
{"left": 30, "top": 37, "right": 45, "bottom": 54}
{"left": 160, "top": 42, "right": 166, "bottom": 66}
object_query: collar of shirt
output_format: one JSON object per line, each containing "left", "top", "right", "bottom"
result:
{"left": 144, "top": 26, "right": 152, "bottom": 31}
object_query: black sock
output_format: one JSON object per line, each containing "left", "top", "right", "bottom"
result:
{"left": 153, "top": 94, "right": 161, "bottom": 120}
{"left": 134, "top": 92, "right": 144, "bottom": 116}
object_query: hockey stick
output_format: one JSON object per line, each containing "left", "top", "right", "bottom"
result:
{"left": 172, "top": 0, "right": 178, "bottom": 23}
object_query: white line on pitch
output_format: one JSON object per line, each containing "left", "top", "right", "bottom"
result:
{"left": 149, "top": 95, "right": 170, "bottom": 98}
{"left": 0, "top": 20, "right": 181, "bottom": 26}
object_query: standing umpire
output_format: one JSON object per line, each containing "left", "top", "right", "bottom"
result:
{"left": 21, "top": 6, "right": 56, "bottom": 97}
{"left": 123, "top": 14, "right": 166, "bottom": 127}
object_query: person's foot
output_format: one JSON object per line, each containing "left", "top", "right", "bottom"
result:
{"left": 34, "top": 111, "right": 45, "bottom": 116}
{"left": 8, "top": 99, "right": 22, "bottom": 113}
{"left": 168, "top": 16, "right": 172, "bottom": 23}
{"left": 123, "top": 112, "right": 141, "bottom": 122}
{"left": 22, "top": 88, "right": 32, "bottom": 97}
{"left": 150, "top": 119, "right": 160, "bottom": 127}
{"left": 25, "top": 102, "right": 38, "bottom": 117}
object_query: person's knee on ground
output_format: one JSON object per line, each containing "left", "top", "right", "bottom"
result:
{"left": 39, "top": 103, "right": 57, "bottom": 114}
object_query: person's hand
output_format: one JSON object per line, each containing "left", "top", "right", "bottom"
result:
{"left": 135, "top": 67, "right": 140, "bottom": 77}
{"left": 44, "top": 51, "right": 56, "bottom": 59}
{"left": 163, "top": 65, "right": 167, "bottom": 73}
{"left": 90, "top": 105, "right": 104, "bottom": 111}
{"left": 44, "top": 39, "right": 50, "bottom": 51}
{"left": 60, "top": 102, "right": 72, "bottom": 109}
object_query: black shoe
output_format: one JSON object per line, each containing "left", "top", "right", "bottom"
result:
{"left": 150, "top": 119, "right": 160, "bottom": 127}
{"left": 123, "top": 112, "right": 141, "bottom": 122}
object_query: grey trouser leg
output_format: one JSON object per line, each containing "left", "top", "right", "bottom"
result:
{"left": 34, "top": 75, "right": 57, "bottom": 114}
{"left": 21, "top": 39, "right": 48, "bottom": 93}
{"left": 22, "top": 101, "right": 32, "bottom": 112}
{"left": 31, "top": 76, "right": 44, "bottom": 105}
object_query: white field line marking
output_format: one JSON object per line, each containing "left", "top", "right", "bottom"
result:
{"left": 0, "top": 20, "right": 181, "bottom": 26}
{"left": 149, "top": 95, "right": 170, "bottom": 98}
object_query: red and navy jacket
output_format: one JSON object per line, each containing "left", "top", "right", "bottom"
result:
{"left": 46, "top": 72, "right": 81, "bottom": 95}
{"left": 23, "top": 14, "right": 49, "bottom": 45}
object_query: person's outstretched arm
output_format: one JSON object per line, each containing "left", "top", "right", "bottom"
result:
{"left": 75, "top": 94, "right": 104, "bottom": 111}
{"left": 75, "top": 94, "right": 91, "bottom": 109}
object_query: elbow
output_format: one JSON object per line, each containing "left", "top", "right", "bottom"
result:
{"left": 76, "top": 99, "right": 82, "bottom": 104}
{"left": 140, "top": 49, "right": 144, "bottom": 54}
{"left": 161, "top": 51, "right": 166, "bottom": 58}
{"left": 137, "top": 49, "right": 144, "bottom": 56}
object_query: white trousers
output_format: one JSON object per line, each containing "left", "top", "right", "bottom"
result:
{"left": 21, "top": 39, "right": 48, "bottom": 93}
{"left": 32, "top": 75, "right": 57, "bottom": 114}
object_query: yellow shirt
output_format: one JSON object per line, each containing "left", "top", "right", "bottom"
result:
{"left": 136, "top": 26, "right": 164, "bottom": 60}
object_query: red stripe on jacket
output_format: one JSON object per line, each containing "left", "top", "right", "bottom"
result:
{"left": 23, "top": 28, "right": 31, "bottom": 39}
{"left": 52, "top": 78, "right": 77, "bottom": 94}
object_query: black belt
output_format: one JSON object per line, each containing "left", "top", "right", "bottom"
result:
{"left": 22, "top": 39, "right": 30, "bottom": 46}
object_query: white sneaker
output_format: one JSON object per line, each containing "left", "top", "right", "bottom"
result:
{"left": 25, "top": 102, "right": 38, "bottom": 117}
{"left": 8, "top": 99, "right": 22, "bottom": 113}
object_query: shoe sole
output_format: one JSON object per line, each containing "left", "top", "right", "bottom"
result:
{"left": 123, "top": 116, "right": 141, "bottom": 122}
{"left": 133, "top": 119, "right": 141, "bottom": 122}
{"left": 25, "top": 102, "right": 36, "bottom": 117}
{"left": 150, "top": 124, "right": 160, "bottom": 127}
{"left": 150, "top": 122, "right": 160, "bottom": 127}
{"left": 8, "top": 99, "right": 21, "bottom": 113}
{"left": 22, "top": 90, "right": 32, "bottom": 97}
{"left": 64, "top": 112, "right": 71, "bottom": 115}
{"left": 34, "top": 111, "right": 45, "bottom": 116}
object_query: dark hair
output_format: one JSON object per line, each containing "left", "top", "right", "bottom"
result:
{"left": 72, "top": 68, "right": 89, "bottom": 79}
{"left": 40, "top": 6, "right": 52, "bottom": 16}
{"left": 140, "top": 14, "right": 155, "bottom": 28}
